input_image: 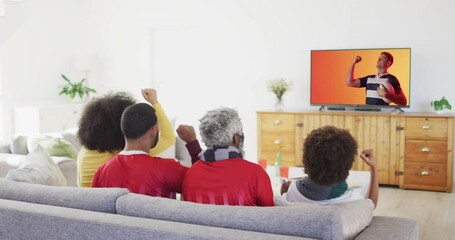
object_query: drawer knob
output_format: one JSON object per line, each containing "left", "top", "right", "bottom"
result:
{"left": 421, "top": 125, "right": 431, "bottom": 129}
{"left": 421, "top": 147, "right": 430, "bottom": 152}
{"left": 274, "top": 139, "right": 282, "bottom": 145}
{"left": 420, "top": 170, "right": 430, "bottom": 176}
{"left": 274, "top": 119, "right": 282, "bottom": 125}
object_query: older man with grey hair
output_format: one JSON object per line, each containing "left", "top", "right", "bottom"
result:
{"left": 180, "top": 107, "right": 274, "bottom": 206}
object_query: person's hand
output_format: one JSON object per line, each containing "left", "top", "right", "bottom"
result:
{"left": 376, "top": 84, "right": 386, "bottom": 97}
{"left": 360, "top": 149, "right": 376, "bottom": 169}
{"left": 353, "top": 56, "right": 362, "bottom": 64}
{"left": 376, "top": 83, "right": 392, "bottom": 98}
{"left": 176, "top": 125, "right": 197, "bottom": 143}
{"left": 142, "top": 88, "right": 158, "bottom": 105}
{"left": 280, "top": 179, "right": 292, "bottom": 196}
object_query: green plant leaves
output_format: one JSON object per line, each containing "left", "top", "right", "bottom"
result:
{"left": 59, "top": 74, "right": 96, "bottom": 99}
{"left": 431, "top": 96, "right": 452, "bottom": 111}
{"left": 61, "top": 74, "right": 71, "bottom": 83}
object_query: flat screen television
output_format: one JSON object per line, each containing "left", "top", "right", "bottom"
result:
{"left": 310, "top": 48, "right": 411, "bottom": 111}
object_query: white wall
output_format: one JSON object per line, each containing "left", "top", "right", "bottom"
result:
{"left": 0, "top": 0, "right": 92, "bottom": 139}
{"left": 1, "top": 0, "right": 455, "bottom": 170}
{"left": 84, "top": 0, "right": 270, "bottom": 158}
{"left": 0, "top": 0, "right": 38, "bottom": 46}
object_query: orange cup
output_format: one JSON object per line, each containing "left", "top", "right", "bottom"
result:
{"left": 280, "top": 166, "right": 289, "bottom": 178}
{"left": 258, "top": 159, "right": 268, "bottom": 170}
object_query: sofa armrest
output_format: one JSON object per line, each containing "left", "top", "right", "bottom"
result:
{"left": 354, "top": 216, "right": 419, "bottom": 240}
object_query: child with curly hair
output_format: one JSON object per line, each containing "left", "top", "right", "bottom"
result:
{"left": 280, "top": 126, "right": 378, "bottom": 207}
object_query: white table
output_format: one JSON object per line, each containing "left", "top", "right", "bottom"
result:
{"left": 266, "top": 166, "right": 371, "bottom": 197}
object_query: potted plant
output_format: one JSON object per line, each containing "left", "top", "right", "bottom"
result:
{"left": 268, "top": 78, "right": 292, "bottom": 111}
{"left": 59, "top": 74, "right": 96, "bottom": 101}
{"left": 431, "top": 96, "right": 452, "bottom": 113}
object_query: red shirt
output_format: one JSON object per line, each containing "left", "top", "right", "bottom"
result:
{"left": 92, "top": 152, "right": 188, "bottom": 199}
{"left": 182, "top": 158, "right": 274, "bottom": 206}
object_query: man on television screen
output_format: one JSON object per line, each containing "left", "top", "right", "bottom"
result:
{"left": 346, "top": 52, "right": 407, "bottom": 106}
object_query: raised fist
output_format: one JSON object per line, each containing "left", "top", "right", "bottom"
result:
{"left": 354, "top": 56, "right": 362, "bottom": 63}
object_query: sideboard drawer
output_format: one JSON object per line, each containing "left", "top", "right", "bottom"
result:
{"left": 261, "top": 133, "right": 295, "bottom": 152}
{"left": 405, "top": 140, "right": 447, "bottom": 163}
{"left": 404, "top": 162, "right": 446, "bottom": 187}
{"left": 405, "top": 118, "right": 448, "bottom": 140}
{"left": 260, "top": 113, "right": 295, "bottom": 132}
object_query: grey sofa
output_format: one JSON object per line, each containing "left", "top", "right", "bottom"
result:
{"left": 0, "top": 129, "right": 81, "bottom": 187}
{"left": 0, "top": 178, "right": 419, "bottom": 240}
{"left": 0, "top": 131, "right": 190, "bottom": 188}
{"left": 0, "top": 153, "right": 77, "bottom": 186}
{"left": 0, "top": 131, "right": 419, "bottom": 239}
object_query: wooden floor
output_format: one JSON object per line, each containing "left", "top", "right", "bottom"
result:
{"left": 375, "top": 186, "right": 455, "bottom": 240}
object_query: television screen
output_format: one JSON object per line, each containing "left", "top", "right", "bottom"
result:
{"left": 311, "top": 48, "right": 411, "bottom": 110}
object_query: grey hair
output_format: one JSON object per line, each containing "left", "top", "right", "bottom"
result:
{"left": 199, "top": 107, "right": 243, "bottom": 147}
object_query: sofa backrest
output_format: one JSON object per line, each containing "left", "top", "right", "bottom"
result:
{"left": 116, "top": 193, "right": 343, "bottom": 240}
{"left": 0, "top": 178, "right": 128, "bottom": 213}
{"left": 0, "top": 198, "right": 309, "bottom": 240}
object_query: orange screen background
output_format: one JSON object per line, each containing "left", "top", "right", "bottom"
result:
{"left": 311, "top": 48, "right": 411, "bottom": 106}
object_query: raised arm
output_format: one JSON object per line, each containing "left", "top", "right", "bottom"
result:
{"left": 142, "top": 88, "right": 175, "bottom": 155}
{"left": 176, "top": 125, "right": 202, "bottom": 164}
{"left": 360, "top": 149, "right": 378, "bottom": 208}
{"left": 346, "top": 56, "right": 362, "bottom": 88}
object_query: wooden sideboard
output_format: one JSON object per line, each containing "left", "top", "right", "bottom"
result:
{"left": 257, "top": 111, "right": 454, "bottom": 192}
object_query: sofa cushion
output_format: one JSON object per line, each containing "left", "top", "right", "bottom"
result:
{"left": 116, "top": 193, "right": 343, "bottom": 240}
{"left": 0, "top": 153, "right": 25, "bottom": 177}
{"left": 52, "top": 156, "right": 78, "bottom": 187}
{"left": 27, "top": 136, "right": 78, "bottom": 159}
{"left": 355, "top": 216, "right": 419, "bottom": 240}
{"left": 336, "top": 199, "right": 374, "bottom": 240}
{"left": 274, "top": 195, "right": 374, "bottom": 240}
{"left": 0, "top": 152, "right": 77, "bottom": 187}
{"left": 0, "top": 141, "right": 11, "bottom": 153}
{"left": 5, "top": 147, "right": 67, "bottom": 186}
{"left": 0, "top": 178, "right": 128, "bottom": 213}
{"left": 10, "top": 135, "right": 28, "bottom": 155}
{"left": 61, "top": 127, "right": 82, "bottom": 152}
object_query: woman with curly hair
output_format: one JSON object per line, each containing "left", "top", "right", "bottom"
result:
{"left": 76, "top": 88, "right": 175, "bottom": 187}
{"left": 280, "top": 126, "right": 378, "bottom": 207}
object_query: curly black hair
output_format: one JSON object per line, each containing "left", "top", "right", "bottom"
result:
{"left": 77, "top": 92, "right": 136, "bottom": 152}
{"left": 303, "top": 126, "right": 358, "bottom": 185}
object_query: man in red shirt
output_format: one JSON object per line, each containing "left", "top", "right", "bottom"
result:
{"left": 179, "top": 107, "right": 274, "bottom": 206}
{"left": 91, "top": 103, "right": 187, "bottom": 199}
